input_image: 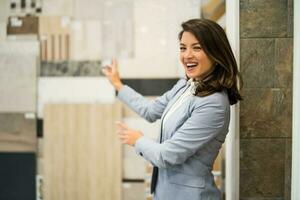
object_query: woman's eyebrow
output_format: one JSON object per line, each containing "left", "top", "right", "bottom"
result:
{"left": 179, "top": 43, "right": 200, "bottom": 46}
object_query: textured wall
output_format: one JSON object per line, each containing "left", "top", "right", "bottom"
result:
{"left": 240, "top": 0, "right": 293, "bottom": 199}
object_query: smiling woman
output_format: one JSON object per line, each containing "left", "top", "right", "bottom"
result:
{"left": 102, "top": 18, "right": 243, "bottom": 200}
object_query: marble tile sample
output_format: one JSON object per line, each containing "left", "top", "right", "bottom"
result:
{"left": 240, "top": 88, "right": 292, "bottom": 138}
{"left": 101, "top": 0, "right": 134, "bottom": 59}
{"left": 122, "top": 78, "right": 179, "bottom": 96}
{"left": 123, "top": 117, "right": 161, "bottom": 179}
{"left": 40, "top": 61, "right": 102, "bottom": 76}
{"left": 70, "top": 20, "right": 102, "bottom": 61}
{"left": 240, "top": 38, "right": 275, "bottom": 88}
{"left": 123, "top": 182, "right": 146, "bottom": 200}
{"left": 0, "top": 54, "right": 37, "bottom": 112}
{"left": 0, "top": 113, "right": 37, "bottom": 152}
{"left": 240, "top": 0, "right": 287, "bottom": 38}
{"left": 0, "top": 39, "right": 39, "bottom": 55}
{"left": 240, "top": 139, "right": 285, "bottom": 198}
{"left": 287, "top": 0, "right": 293, "bottom": 37}
{"left": 42, "top": 0, "right": 73, "bottom": 16}
{"left": 117, "top": 0, "right": 199, "bottom": 78}
{"left": 0, "top": 153, "right": 36, "bottom": 200}
{"left": 44, "top": 103, "right": 122, "bottom": 200}
{"left": 38, "top": 77, "right": 115, "bottom": 118}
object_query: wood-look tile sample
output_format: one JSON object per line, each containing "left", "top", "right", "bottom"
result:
{"left": 39, "top": 16, "right": 71, "bottom": 61}
{"left": 38, "top": 77, "right": 115, "bottom": 118}
{"left": 123, "top": 182, "right": 146, "bottom": 200}
{"left": 123, "top": 117, "right": 161, "bottom": 179}
{"left": 0, "top": 54, "right": 37, "bottom": 112}
{"left": 7, "top": 16, "right": 39, "bottom": 35}
{"left": 70, "top": 20, "right": 101, "bottom": 61}
{"left": 43, "top": 103, "right": 122, "bottom": 200}
{"left": 0, "top": 113, "right": 37, "bottom": 152}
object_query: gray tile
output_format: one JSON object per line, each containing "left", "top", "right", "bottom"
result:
{"left": 0, "top": 40, "right": 39, "bottom": 55}
{"left": 0, "top": 0, "right": 9, "bottom": 22}
{"left": 274, "top": 38, "right": 293, "bottom": 88}
{"left": 285, "top": 139, "right": 291, "bottom": 200}
{"left": 0, "top": 54, "right": 37, "bottom": 112}
{"left": 240, "top": 39, "right": 275, "bottom": 88}
{"left": 40, "top": 61, "right": 103, "bottom": 76}
{"left": 240, "top": 139, "right": 286, "bottom": 198}
{"left": 240, "top": 0, "right": 287, "bottom": 38}
{"left": 287, "top": 0, "right": 294, "bottom": 37}
{"left": 0, "top": 114, "right": 37, "bottom": 152}
{"left": 240, "top": 88, "right": 292, "bottom": 138}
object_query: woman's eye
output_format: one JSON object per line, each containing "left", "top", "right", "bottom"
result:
{"left": 193, "top": 46, "right": 202, "bottom": 50}
{"left": 180, "top": 47, "right": 186, "bottom": 51}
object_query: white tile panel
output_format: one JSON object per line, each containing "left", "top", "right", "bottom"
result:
{"left": 42, "top": 0, "right": 73, "bottom": 16}
{"left": 0, "top": 54, "right": 37, "bottom": 112}
{"left": 37, "top": 77, "right": 115, "bottom": 118}
{"left": 0, "top": 40, "right": 39, "bottom": 55}
{"left": 0, "top": 22, "right": 6, "bottom": 42}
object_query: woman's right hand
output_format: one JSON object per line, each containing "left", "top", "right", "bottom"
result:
{"left": 102, "top": 59, "right": 124, "bottom": 91}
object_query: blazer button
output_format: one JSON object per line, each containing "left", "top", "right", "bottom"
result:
{"left": 139, "top": 152, "right": 143, "bottom": 156}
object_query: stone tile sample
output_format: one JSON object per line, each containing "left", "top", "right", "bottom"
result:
{"left": 240, "top": 39, "right": 275, "bottom": 88}
{"left": 0, "top": 113, "right": 37, "bottom": 152}
{"left": 0, "top": 22, "right": 6, "bottom": 42}
{"left": 274, "top": 38, "right": 293, "bottom": 88}
{"left": 40, "top": 61, "right": 102, "bottom": 76}
{"left": 240, "top": 0, "right": 287, "bottom": 38}
{"left": 123, "top": 117, "right": 161, "bottom": 179}
{"left": 240, "top": 139, "right": 285, "bottom": 198}
{"left": 70, "top": 20, "right": 102, "bottom": 61}
{"left": 287, "top": 0, "right": 294, "bottom": 37}
{"left": 0, "top": 0, "right": 9, "bottom": 22}
{"left": 0, "top": 54, "right": 37, "bottom": 112}
{"left": 123, "top": 182, "right": 146, "bottom": 200}
{"left": 240, "top": 88, "right": 292, "bottom": 138}
{"left": 38, "top": 77, "right": 115, "bottom": 118}
{"left": 285, "top": 139, "right": 291, "bottom": 200}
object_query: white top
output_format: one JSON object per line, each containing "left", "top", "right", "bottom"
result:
{"left": 162, "top": 79, "right": 196, "bottom": 129}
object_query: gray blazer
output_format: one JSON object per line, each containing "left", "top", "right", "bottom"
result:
{"left": 118, "top": 78, "right": 230, "bottom": 200}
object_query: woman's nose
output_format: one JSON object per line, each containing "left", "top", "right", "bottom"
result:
{"left": 184, "top": 49, "right": 193, "bottom": 58}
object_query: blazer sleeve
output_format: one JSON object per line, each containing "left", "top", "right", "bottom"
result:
{"left": 117, "top": 79, "right": 186, "bottom": 122}
{"left": 134, "top": 95, "right": 230, "bottom": 168}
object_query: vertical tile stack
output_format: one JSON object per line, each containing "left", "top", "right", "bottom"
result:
{"left": 240, "top": 0, "right": 293, "bottom": 199}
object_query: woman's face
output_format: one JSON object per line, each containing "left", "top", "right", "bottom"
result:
{"left": 179, "top": 31, "right": 215, "bottom": 80}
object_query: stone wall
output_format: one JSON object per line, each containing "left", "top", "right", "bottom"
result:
{"left": 240, "top": 0, "right": 293, "bottom": 199}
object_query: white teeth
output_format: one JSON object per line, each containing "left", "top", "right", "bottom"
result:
{"left": 186, "top": 63, "right": 197, "bottom": 67}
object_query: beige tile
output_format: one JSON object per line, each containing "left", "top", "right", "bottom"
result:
{"left": 123, "top": 182, "right": 146, "bottom": 200}
{"left": 42, "top": 0, "right": 73, "bottom": 16}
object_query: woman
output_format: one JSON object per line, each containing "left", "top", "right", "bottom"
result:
{"left": 102, "top": 18, "right": 242, "bottom": 200}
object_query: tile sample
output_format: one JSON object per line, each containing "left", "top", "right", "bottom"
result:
{"left": 39, "top": 16, "right": 71, "bottom": 61}
{"left": 0, "top": 153, "right": 36, "bottom": 200}
{"left": 38, "top": 77, "right": 115, "bottom": 118}
{"left": 118, "top": 0, "right": 200, "bottom": 78}
{"left": 122, "top": 79, "right": 179, "bottom": 96}
{"left": 7, "top": 16, "right": 39, "bottom": 35}
{"left": 42, "top": 0, "right": 73, "bottom": 16}
{"left": 40, "top": 61, "right": 102, "bottom": 76}
{"left": 0, "top": 113, "right": 37, "bottom": 152}
{"left": 0, "top": 0, "right": 9, "bottom": 22}
{"left": 101, "top": 0, "right": 134, "bottom": 59}
{"left": 240, "top": 0, "right": 287, "bottom": 38}
{"left": 123, "top": 117, "right": 161, "bottom": 179}
{"left": 70, "top": 20, "right": 102, "bottom": 61}
{"left": 0, "top": 39, "right": 39, "bottom": 55}
{"left": 0, "top": 54, "right": 37, "bottom": 112}
{"left": 73, "top": 0, "right": 102, "bottom": 20}
{"left": 44, "top": 103, "right": 122, "bottom": 200}
{"left": 123, "top": 182, "right": 146, "bottom": 200}
{"left": 0, "top": 22, "right": 6, "bottom": 42}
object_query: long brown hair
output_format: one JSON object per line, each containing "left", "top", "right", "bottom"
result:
{"left": 179, "top": 19, "right": 243, "bottom": 105}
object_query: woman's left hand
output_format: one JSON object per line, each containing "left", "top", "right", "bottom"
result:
{"left": 116, "top": 122, "right": 143, "bottom": 146}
